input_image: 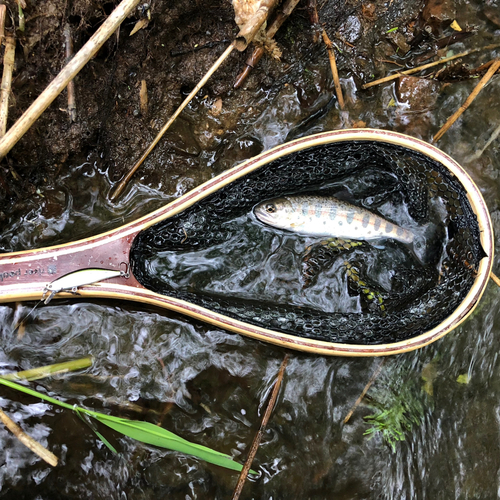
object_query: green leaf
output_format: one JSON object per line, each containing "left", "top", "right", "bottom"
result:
{"left": 93, "top": 415, "right": 245, "bottom": 472}
{"left": 0, "top": 377, "right": 247, "bottom": 472}
{"left": 457, "top": 373, "right": 470, "bottom": 384}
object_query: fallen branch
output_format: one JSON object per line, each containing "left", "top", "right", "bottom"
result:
{"left": 64, "top": 24, "right": 76, "bottom": 122}
{"left": 0, "top": 408, "right": 58, "bottom": 466}
{"left": 433, "top": 59, "right": 500, "bottom": 142}
{"left": 234, "top": 0, "right": 301, "bottom": 89}
{"left": 0, "top": 0, "right": 141, "bottom": 160}
{"left": 343, "top": 358, "right": 386, "bottom": 425}
{"left": 362, "top": 43, "right": 500, "bottom": 90}
{"left": 0, "top": 36, "right": 15, "bottom": 137}
{"left": 231, "top": 354, "right": 289, "bottom": 500}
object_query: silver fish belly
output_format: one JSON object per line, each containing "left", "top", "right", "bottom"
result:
{"left": 254, "top": 196, "right": 414, "bottom": 244}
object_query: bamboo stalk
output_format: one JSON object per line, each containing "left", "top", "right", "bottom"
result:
{"left": 343, "top": 358, "right": 386, "bottom": 424}
{"left": 362, "top": 43, "right": 500, "bottom": 89}
{"left": 234, "top": 0, "right": 301, "bottom": 89}
{"left": 64, "top": 24, "right": 76, "bottom": 122}
{"left": 322, "top": 30, "right": 345, "bottom": 110}
{"left": 231, "top": 354, "right": 289, "bottom": 500}
{"left": 0, "top": 0, "right": 141, "bottom": 160}
{"left": 0, "top": 408, "right": 58, "bottom": 466}
{"left": 490, "top": 272, "right": 500, "bottom": 288}
{"left": 110, "top": 42, "right": 236, "bottom": 201}
{"left": 0, "top": 36, "right": 15, "bottom": 137}
{"left": 433, "top": 59, "right": 500, "bottom": 142}
{"left": 0, "top": 5, "right": 6, "bottom": 47}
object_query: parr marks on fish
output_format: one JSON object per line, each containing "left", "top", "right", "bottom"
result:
{"left": 254, "top": 195, "right": 414, "bottom": 244}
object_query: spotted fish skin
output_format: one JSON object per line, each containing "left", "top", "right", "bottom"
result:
{"left": 254, "top": 196, "right": 414, "bottom": 244}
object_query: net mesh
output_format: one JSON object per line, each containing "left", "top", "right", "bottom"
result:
{"left": 130, "top": 141, "right": 485, "bottom": 345}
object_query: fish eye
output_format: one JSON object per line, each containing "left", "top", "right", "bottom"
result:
{"left": 265, "top": 203, "right": 276, "bottom": 213}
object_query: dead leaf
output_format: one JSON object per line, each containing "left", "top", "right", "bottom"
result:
{"left": 130, "top": 18, "right": 149, "bottom": 37}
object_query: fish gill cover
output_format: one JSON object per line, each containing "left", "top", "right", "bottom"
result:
{"left": 130, "top": 141, "right": 484, "bottom": 345}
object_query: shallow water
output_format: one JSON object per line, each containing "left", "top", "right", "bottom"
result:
{"left": 1, "top": 1, "right": 500, "bottom": 499}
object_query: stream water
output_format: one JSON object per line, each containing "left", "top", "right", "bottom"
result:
{"left": 0, "top": 0, "right": 500, "bottom": 498}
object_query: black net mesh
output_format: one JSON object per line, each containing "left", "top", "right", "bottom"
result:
{"left": 130, "top": 141, "right": 485, "bottom": 345}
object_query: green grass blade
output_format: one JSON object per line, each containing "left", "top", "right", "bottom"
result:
{"left": 93, "top": 415, "right": 245, "bottom": 472}
{"left": 75, "top": 409, "right": 118, "bottom": 454}
{"left": 0, "top": 377, "right": 246, "bottom": 472}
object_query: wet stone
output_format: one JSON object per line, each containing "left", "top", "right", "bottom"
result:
{"left": 396, "top": 76, "right": 442, "bottom": 111}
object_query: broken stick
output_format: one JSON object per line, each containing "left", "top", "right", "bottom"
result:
{"left": 0, "top": 0, "right": 141, "bottom": 160}
{"left": 64, "top": 24, "right": 76, "bottom": 122}
{"left": 0, "top": 408, "right": 58, "bottom": 466}
{"left": 343, "top": 358, "right": 386, "bottom": 425}
{"left": 433, "top": 59, "right": 500, "bottom": 142}
{"left": 322, "top": 30, "right": 345, "bottom": 110}
{"left": 231, "top": 354, "right": 289, "bottom": 500}
{"left": 490, "top": 272, "right": 500, "bottom": 288}
{"left": 362, "top": 43, "right": 500, "bottom": 90}
{"left": 0, "top": 36, "right": 15, "bottom": 137}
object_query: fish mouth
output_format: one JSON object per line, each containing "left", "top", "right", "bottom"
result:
{"left": 253, "top": 206, "right": 273, "bottom": 225}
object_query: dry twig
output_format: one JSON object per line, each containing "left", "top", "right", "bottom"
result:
{"left": 343, "top": 358, "right": 386, "bottom": 425}
{"left": 110, "top": 42, "right": 236, "bottom": 200}
{"left": 231, "top": 354, "right": 289, "bottom": 500}
{"left": 362, "top": 43, "right": 500, "bottom": 89}
{"left": 63, "top": 24, "right": 76, "bottom": 122}
{"left": 490, "top": 272, "right": 500, "bottom": 288}
{"left": 322, "top": 30, "right": 345, "bottom": 110}
{"left": 433, "top": 59, "right": 500, "bottom": 142}
{"left": 0, "top": 36, "right": 15, "bottom": 137}
{"left": 140, "top": 79, "right": 148, "bottom": 115}
{"left": 0, "top": 0, "right": 141, "bottom": 160}
{"left": 0, "top": 408, "right": 58, "bottom": 466}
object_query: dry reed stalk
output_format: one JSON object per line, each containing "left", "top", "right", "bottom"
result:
{"left": 362, "top": 43, "right": 500, "bottom": 89}
{"left": 231, "top": 354, "right": 289, "bottom": 500}
{"left": 0, "top": 408, "right": 58, "bottom": 466}
{"left": 0, "top": 36, "right": 16, "bottom": 137}
{"left": 0, "top": 5, "right": 6, "bottom": 47}
{"left": 322, "top": 30, "right": 345, "bottom": 110}
{"left": 234, "top": 0, "right": 301, "bottom": 89}
{"left": 490, "top": 272, "right": 500, "bottom": 288}
{"left": 64, "top": 24, "right": 76, "bottom": 122}
{"left": 234, "top": 0, "right": 280, "bottom": 51}
{"left": 110, "top": 42, "right": 236, "bottom": 200}
{"left": 140, "top": 79, "right": 148, "bottom": 115}
{"left": 343, "top": 358, "right": 387, "bottom": 424}
{"left": 0, "top": 0, "right": 141, "bottom": 160}
{"left": 433, "top": 59, "right": 500, "bottom": 142}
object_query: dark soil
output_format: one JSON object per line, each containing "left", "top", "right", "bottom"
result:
{"left": 0, "top": 0, "right": 436, "bottom": 218}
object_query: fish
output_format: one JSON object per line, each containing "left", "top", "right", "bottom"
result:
{"left": 254, "top": 195, "right": 415, "bottom": 244}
